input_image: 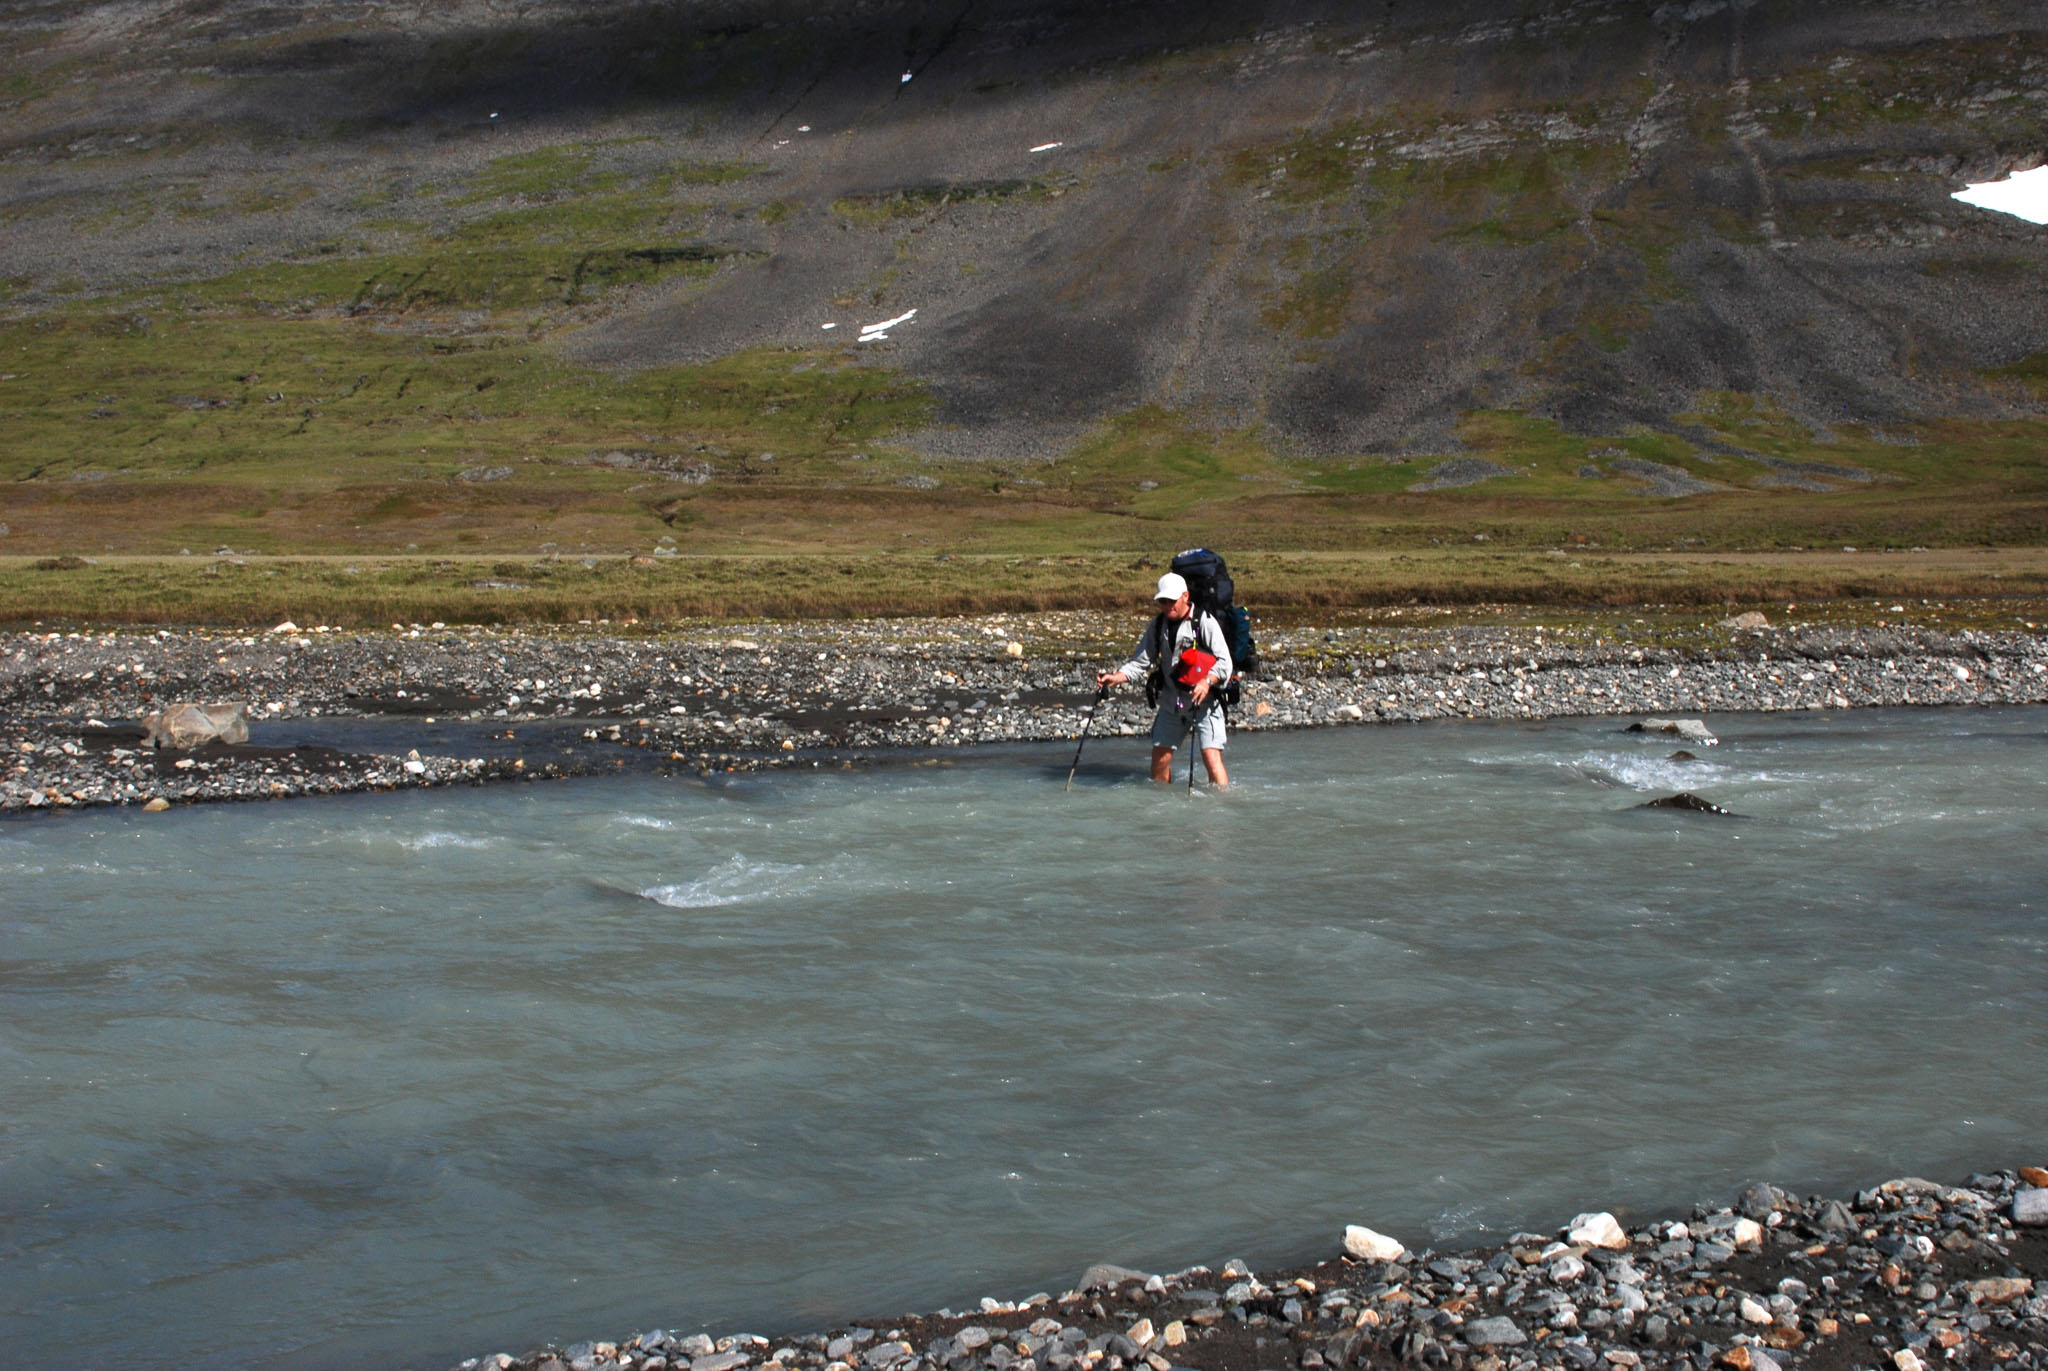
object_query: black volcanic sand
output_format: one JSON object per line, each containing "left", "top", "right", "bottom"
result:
{"left": 457, "top": 1171, "right": 2048, "bottom": 1371}
{"left": 5, "top": 612, "right": 2048, "bottom": 812}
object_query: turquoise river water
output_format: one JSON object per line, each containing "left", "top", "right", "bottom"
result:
{"left": 3, "top": 707, "right": 2045, "bottom": 1369}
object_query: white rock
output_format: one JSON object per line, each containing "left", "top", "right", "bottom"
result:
{"left": 1893, "top": 1350, "right": 1924, "bottom": 1371}
{"left": 1343, "top": 1225, "right": 1407, "bottom": 1262}
{"left": 2013, "top": 1189, "right": 2048, "bottom": 1225}
{"left": 1631, "top": 717, "right": 1717, "bottom": 745}
{"left": 1567, "top": 1212, "right": 1630, "bottom": 1249}
{"left": 1005, "top": 641, "right": 1024, "bottom": 657}
{"left": 269, "top": 620, "right": 298, "bottom": 633}
{"left": 142, "top": 701, "right": 250, "bottom": 749}
{"left": 1733, "top": 1217, "right": 1764, "bottom": 1247}
{"left": 1334, "top": 704, "right": 1365, "bottom": 721}
{"left": 1549, "top": 1255, "right": 1586, "bottom": 1284}
{"left": 1739, "top": 1297, "right": 1772, "bottom": 1324}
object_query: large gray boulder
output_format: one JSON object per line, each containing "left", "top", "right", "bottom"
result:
{"left": 142, "top": 702, "right": 250, "bottom": 750}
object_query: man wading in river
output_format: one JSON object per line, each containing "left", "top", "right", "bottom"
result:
{"left": 1098, "top": 572, "right": 1233, "bottom": 786}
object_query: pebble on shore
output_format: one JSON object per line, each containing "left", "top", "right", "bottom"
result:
{"left": 445, "top": 1167, "right": 2048, "bottom": 1371}
{"left": 4, "top": 615, "right": 2047, "bottom": 813}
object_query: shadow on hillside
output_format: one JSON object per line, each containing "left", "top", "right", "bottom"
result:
{"left": 26, "top": 0, "right": 1576, "bottom": 140}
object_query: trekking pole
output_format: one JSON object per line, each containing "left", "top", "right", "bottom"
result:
{"left": 1065, "top": 684, "right": 1110, "bottom": 792}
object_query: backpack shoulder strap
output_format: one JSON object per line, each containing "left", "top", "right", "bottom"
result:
{"left": 1143, "top": 612, "right": 1169, "bottom": 707}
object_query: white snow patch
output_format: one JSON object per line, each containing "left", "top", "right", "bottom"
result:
{"left": 1952, "top": 166, "right": 2048, "bottom": 225}
{"left": 858, "top": 308, "right": 917, "bottom": 342}
{"left": 1030, "top": 141, "right": 1063, "bottom": 153}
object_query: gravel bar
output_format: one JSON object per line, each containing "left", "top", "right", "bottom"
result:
{"left": 443, "top": 1168, "right": 2048, "bottom": 1371}
{"left": 4, "top": 612, "right": 2047, "bottom": 812}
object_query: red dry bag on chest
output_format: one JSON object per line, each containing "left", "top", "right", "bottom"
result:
{"left": 1172, "top": 645, "right": 1219, "bottom": 690}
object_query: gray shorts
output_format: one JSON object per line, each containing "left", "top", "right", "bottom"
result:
{"left": 1151, "top": 697, "right": 1227, "bottom": 752}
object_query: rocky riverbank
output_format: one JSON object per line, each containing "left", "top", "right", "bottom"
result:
{"left": 442, "top": 1168, "right": 2048, "bottom": 1371}
{"left": 4, "top": 611, "right": 2047, "bottom": 812}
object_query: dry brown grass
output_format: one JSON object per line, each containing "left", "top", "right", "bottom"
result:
{"left": 3, "top": 547, "right": 2044, "bottom": 629}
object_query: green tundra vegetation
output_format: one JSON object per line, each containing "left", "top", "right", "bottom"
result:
{"left": 2, "top": 5, "right": 2045, "bottom": 627}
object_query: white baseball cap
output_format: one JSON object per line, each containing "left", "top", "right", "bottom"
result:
{"left": 1153, "top": 572, "right": 1188, "bottom": 602}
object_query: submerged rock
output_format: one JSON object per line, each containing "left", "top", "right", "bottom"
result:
{"left": 1642, "top": 792, "right": 1732, "bottom": 814}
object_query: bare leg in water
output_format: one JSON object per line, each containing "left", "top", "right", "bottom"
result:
{"left": 1151, "top": 745, "right": 1229, "bottom": 786}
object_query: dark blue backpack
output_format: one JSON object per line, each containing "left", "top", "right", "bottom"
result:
{"left": 1170, "top": 547, "right": 1258, "bottom": 702}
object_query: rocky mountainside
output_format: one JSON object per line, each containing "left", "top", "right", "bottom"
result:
{"left": 3, "top": 0, "right": 2046, "bottom": 463}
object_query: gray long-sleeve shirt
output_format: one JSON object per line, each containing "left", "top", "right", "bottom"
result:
{"left": 1121, "top": 611, "right": 1233, "bottom": 696}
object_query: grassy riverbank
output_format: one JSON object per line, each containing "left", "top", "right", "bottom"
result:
{"left": 4, "top": 547, "right": 2047, "bottom": 629}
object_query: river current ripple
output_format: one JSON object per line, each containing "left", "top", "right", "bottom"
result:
{"left": 4, "top": 707, "right": 2045, "bottom": 1370}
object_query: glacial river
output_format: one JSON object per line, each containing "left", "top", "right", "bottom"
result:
{"left": 4, "top": 707, "right": 2045, "bottom": 1370}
